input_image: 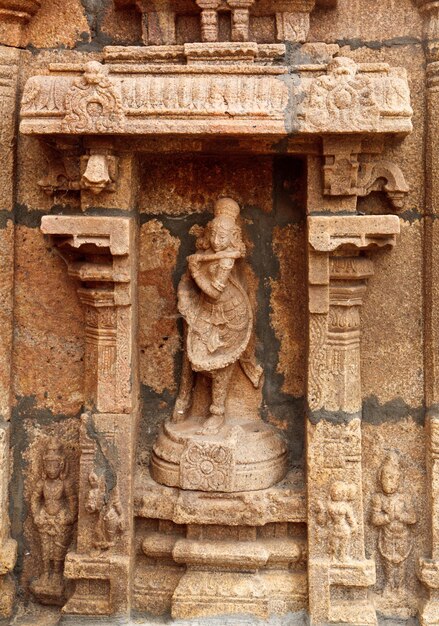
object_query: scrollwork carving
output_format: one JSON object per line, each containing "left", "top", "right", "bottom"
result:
{"left": 302, "top": 57, "right": 379, "bottom": 132}
{"left": 62, "top": 62, "right": 124, "bottom": 134}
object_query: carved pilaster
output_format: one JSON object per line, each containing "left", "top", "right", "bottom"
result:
{"left": 0, "top": 46, "right": 21, "bottom": 618}
{"left": 307, "top": 214, "right": 400, "bottom": 626}
{"left": 414, "top": 4, "right": 439, "bottom": 623}
{"left": 195, "top": 0, "right": 221, "bottom": 42}
{"left": 228, "top": 0, "right": 254, "bottom": 42}
{"left": 41, "top": 215, "right": 138, "bottom": 617}
{"left": 132, "top": 0, "right": 176, "bottom": 45}
{"left": 275, "top": 0, "right": 316, "bottom": 43}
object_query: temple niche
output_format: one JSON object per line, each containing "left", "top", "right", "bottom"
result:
{"left": 0, "top": 0, "right": 434, "bottom": 625}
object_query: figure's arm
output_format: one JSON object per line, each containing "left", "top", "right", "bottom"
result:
{"left": 370, "top": 494, "right": 388, "bottom": 526}
{"left": 402, "top": 496, "right": 417, "bottom": 525}
{"left": 346, "top": 505, "right": 358, "bottom": 532}
{"left": 189, "top": 255, "right": 234, "bottom": 300}
{"left": 315, "top": 500, "right": 327, "bottom": 526}
{"left": 65, "top": 479, "right": 78, "bottom": 524}
{"left": 30, "top": 480, "right": 44, "bottom": 520}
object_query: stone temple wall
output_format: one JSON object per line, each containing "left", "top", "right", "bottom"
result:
{"left": 0, "top": 1, "right": 436, "bottom": 625}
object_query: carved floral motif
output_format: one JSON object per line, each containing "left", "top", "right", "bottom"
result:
{"left": 303, "top": 57, "right": 379, "bottom": 132}
{"left": 62, "top": 62, "right": 124, "bottom": 134}
{"left": 180, "top": 441, "right": 235, "bottom": 491}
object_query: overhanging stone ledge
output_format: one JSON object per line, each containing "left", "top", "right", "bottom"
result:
{"left": 19, "top": 53, "right": 413, "bottom": 138}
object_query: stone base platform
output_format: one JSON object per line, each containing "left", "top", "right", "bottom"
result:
{"left": 133, "top": 468, "right": 306, "bottom": 620}
{"left": 151, "top": 417, "right": 288, "bottom": 493}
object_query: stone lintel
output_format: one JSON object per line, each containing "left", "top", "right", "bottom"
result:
{"left": 20, "top": 57, "right": 412, "bottom": 137}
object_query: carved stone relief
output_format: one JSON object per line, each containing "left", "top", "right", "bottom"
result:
{"left": 371, "top": 453, "right": 417, "bottom": 598}
{"left": 85, "top": 471, "right": 124, "bottom": 555}
{"left": 30, "top": 438, "right": 77, "bottom": 606}
{"left": 316, "top": 481, "right": 358, "bottom": 562}
{"left": 151, "top": 197, "right": 288, "bottom": 492}
{"left": 0, "top": 0, "right": 427, "bottom": 623}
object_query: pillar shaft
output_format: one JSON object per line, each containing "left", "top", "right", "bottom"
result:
{"left": 306, "top": 152, "right": 400, "bottom": 626}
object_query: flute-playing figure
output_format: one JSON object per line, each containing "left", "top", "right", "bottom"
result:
{"left": 173, "top": 197, "right": 262, "bottom": 435}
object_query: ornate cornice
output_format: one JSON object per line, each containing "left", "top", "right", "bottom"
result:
{"left": 20, "top": 55, "right": 413, "bottom": 137}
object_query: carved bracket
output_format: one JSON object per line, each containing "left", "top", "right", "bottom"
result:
{"left": 322, "top": 138, "right": 410, "bottom": 209}
{"left": 356, "top": 160, "right": 410, "bottom": 210}
{"left": 38, "top": 139, "right": 119, "bottom": 197}
{"left": 41, "top": 216, "right": 133, "bottom": 413}
{"left": 309, "top": 214, "right": 400, "bottom": 252}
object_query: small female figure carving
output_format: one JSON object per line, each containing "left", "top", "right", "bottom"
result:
{"left": 30, "top": 438, "right": 77, "bottom": 603}
{"left": 371, "top": 452, "right": 417, "bottom": 595}
{"left": 173, "top": 197, "right": 262, "bottom": 435}
{"left": 316, "top": 481, "right": 358, "bottom": 561}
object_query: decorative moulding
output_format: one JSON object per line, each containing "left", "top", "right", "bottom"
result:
{"left": 114, "top": 0, "right": 338, "bottom": 45}
{"left": 20, "top": 55, "right": 413, "bottom": 137}
{"left": 308, "top": 215, "right": 401, "bottom": 253}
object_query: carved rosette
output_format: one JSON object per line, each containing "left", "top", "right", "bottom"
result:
{"left": 180, "top": 441, "right": 235, "bottom": 491}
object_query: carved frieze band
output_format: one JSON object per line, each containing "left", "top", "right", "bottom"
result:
{"left": 20, "top": 57, "right": 412, "bottom": 136}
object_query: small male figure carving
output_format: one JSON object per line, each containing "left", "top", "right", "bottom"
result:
{"left": 86, "top": 471, "right": 124, "bottom": 554}
{"left": 30, "top": 438, "right": 77, "bottom": 605}
{"left": 371, "top": 452, "right": 417, "bottom": 596}
{"left": 316, "top": 481, "right": 357, "bottom": 561}
{"left": 173, "top": 197, "right": 262, "bottom": 435}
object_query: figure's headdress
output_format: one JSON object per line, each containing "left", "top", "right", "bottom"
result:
{"left": 43, "top": 437, "right": 63, "bottom": 461}
{"left": 379, "top": 451, "right": 401, "bottom": 483}
{"left": 42, "top": 437, "right": 68, "bottom": 479}
{"left": 214, "top": 197, "right": 240, "bottom": 221}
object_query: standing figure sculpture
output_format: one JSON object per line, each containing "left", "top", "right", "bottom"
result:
{"left": 316, "top": 481, "right": 358, "bottom": 561}
{"left": 173, "top": 197, "right": 262, "bottom": 435}
{"left": 151, "top": 197, "right": 288, "bottom": 493}
{"left": 371, "top": 452, "right": 417, "bottom": 596}
{"left": 30, "top": 438, "right": 77, "bottom": 605}
{"left": 86, "top": 471, "right": 124, "bottom": 554}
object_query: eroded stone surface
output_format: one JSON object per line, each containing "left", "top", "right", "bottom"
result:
{"left": 0, "top": 1, "right": 434, "bottom": 625}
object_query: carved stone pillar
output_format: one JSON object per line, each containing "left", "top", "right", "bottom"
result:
{"left": 0, "top": 0, "right": 40, "bottom": 47}
{"left": 196, "top": 0, "right": 221, "bottom": 42}
{"left": 0, "top": 46, "right": 22, "bottom": 618}
{"left": 307, "top": 214, "right": 400, "bottom": 626}
{"left": 415, "top": 3, "right": 439, "bottom": 623}
{"left": 134, "top": 0, "right": 176, "bottom": 45}
{"left": 275, "top": 0, "right": 316, "bottom": 43}
{"left": 228, "top": 0, "right": 254, "bottom": 41}
{"left": 40, "top": 215, "right": 138, "bottom": 618}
